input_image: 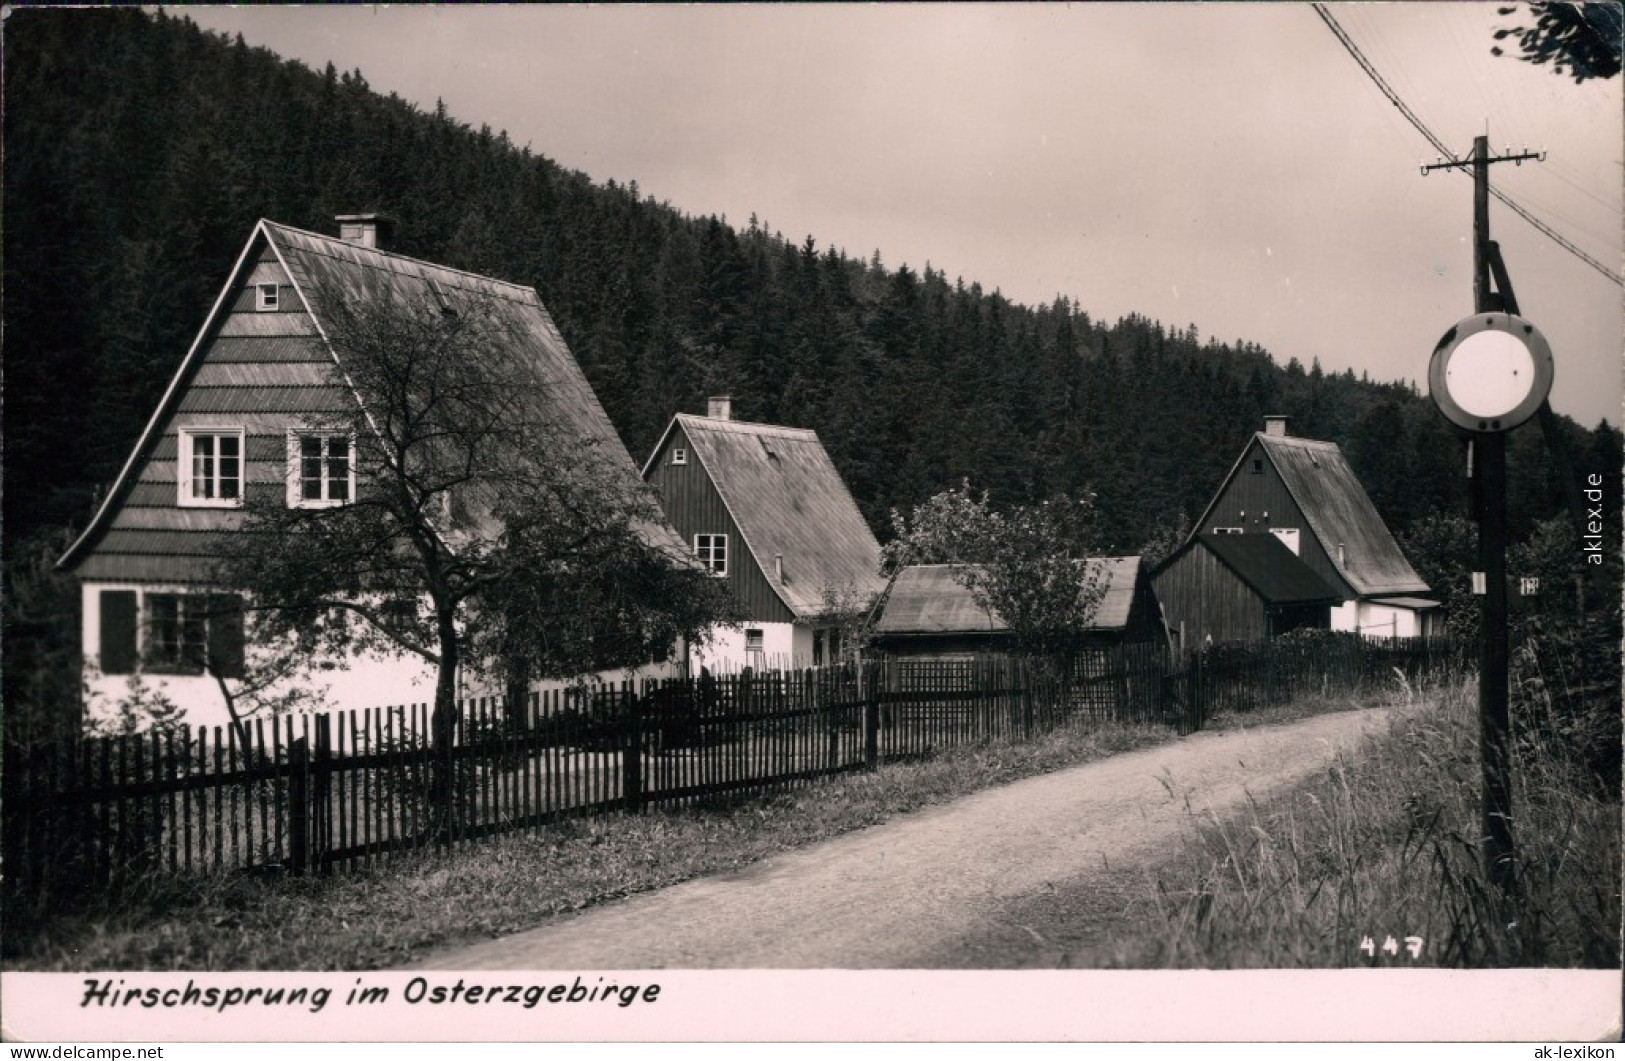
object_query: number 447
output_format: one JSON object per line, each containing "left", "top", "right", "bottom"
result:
{"left": 1360, "top": 935, "right": 1424, "bottom": 959}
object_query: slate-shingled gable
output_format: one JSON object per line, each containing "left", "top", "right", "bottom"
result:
{"left": 61, "top": 219, "right": 684, "bottom": 582}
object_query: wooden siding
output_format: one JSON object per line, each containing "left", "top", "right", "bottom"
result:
{"left": 646, "top": 422, "right": 795, "bottom": 624}
{"left": 76, "top": 252, "right": 354, "bottom": 585}
{"left": 204, "top": 337, "right": 330, "bottom": 363}
{"left": 1200, "top": 438, "right": 1354, "bottom": 598}
{"left": 1153, "top": 542, "right": 1269, "bottom": 647}
{"left": 216, "top": 313, "right": 319, "bottom": 338}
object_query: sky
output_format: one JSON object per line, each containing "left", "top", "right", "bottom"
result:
{"left": 180, "top": 3, "right": 1624, "bottom": 428}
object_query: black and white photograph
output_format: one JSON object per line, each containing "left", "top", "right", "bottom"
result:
{"left": 2, "top": 2, "right": 1621, "bottom": 1045}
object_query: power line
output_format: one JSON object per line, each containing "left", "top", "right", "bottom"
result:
{"left": 1312, "top": 2, "right": 1623, "bottom": 288}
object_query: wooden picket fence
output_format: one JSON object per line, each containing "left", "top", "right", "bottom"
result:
{"left": 2, "top": 636, "right": 1461, "bottom": 897}
{"left": 1175, "top": 634, "right": 1467, "bottom": 730}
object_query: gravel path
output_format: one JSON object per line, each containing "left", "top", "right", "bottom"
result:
{"left": 412, "top": 707, "right": 1393, "bottom": 970}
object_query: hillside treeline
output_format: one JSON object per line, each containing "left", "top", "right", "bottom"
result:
{"left": 6, "top": 7, "right": 1618, "bottom": 560}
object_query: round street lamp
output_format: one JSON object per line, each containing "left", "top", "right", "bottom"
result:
{"left": 1428, "top": 312, "right": 1554, "bottom": 433}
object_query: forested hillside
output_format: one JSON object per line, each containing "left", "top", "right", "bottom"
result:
{"left": 6, "top": 7, "right": 1617, "bottom": 561}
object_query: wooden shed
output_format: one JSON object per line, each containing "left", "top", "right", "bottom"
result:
{"left": 1152, "top": 533, "right": 1342, "bottom": 651}
{"left": 872, "top": 557, "right": 1162, "bottom": 659}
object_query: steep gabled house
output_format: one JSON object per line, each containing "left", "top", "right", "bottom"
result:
{"left": 871, "top": 558, "right": 1163, "bottom": 660}
{"left": 58, "top": 214, "right": 684, "bottom": 727}
{"left": 641, "top": 398, "right": 887, "bottom": 670}
{"left": 1160, "top": 415, "right": 1438, "bottom": 642}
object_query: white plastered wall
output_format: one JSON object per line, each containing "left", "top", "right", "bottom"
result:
{"left": 81, "top": 581, "right": 441, "bottom": 732}
{"left": 687, "top": 621, "right": 812, "bottom": 672}
{"left": 1329, "top": 599, "right": 1426, "bottom": 639}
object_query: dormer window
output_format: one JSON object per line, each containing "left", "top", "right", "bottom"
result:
{"left": 288, "top": 431, "right": 354, "bottom": 508}
{"left": 179, "top": 428, "right": 244, "bottom": 507}
{"left": 672, "top": 447, "right": 687, "bottom": 465}
{"left": 255, "top": 283, "right": 280, "bottom": 312}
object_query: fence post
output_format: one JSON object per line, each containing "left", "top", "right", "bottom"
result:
{"left": 623, "top": 685, "right": 644, "bottom": 812}
{"left": 288, "top": 736, "right": 309, "bottom": 877}
{"left": 1187, "top": 652, "right": 1201, "bottom": 734}
{"left": 863, "top": 664, "right": 880, "bottom": 767}
{"left": 1021, "top": 658, "right": 1034, "bottom": 739}
{"left": 312, "top": 714, "right": 332, "bottom": 875}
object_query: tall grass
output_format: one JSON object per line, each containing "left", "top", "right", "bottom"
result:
{"left": 1102, "top": 675, "right": 1620, "bottom": 968}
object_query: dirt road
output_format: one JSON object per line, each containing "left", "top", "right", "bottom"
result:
{"left": 413, "top": 707, "right": 1393, "bottom": 970}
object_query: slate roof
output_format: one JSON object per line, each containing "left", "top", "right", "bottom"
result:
{"left": 60, "top": 220, "right": 683, "bottom": 579}
{"left": 1195, "top": 534, "right": 1344, "bottom": 605}
{"left": 653, "top": 414, "right": 886, "bottom": 618}
{"left": 1193, "top": 430, "right": 1431, "bottom": 599}
{"left": 874, "top": 558, "right": 1145, "bottom": 636}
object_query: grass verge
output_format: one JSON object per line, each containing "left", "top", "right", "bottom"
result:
{"left": 1078, "top": 678, "right": 1620, "bottom": 968}
{"left": 7, "top": 715, "right": 1174, "bottom": 971}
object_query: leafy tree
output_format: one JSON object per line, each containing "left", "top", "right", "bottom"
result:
{"left": 1138, "top": 511, "right": 1193, "bottom": 572}
{"left": 883, "top": 483, "right": 1107, "bottom": 663}
{"left": 218, "top": 291, "right": 730, "bottom": 839}
{"left": 1399, "top": 512, "right": 1480, "bottom": 641}
{"left": 1493, "top": 2, "right": 1622, "bottom": 82}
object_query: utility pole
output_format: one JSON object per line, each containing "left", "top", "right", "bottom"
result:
{"left": 1422, "top": 135, "right": 1545, "bottom": 898}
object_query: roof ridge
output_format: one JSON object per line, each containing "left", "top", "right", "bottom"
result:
{"left": 1257, "top": 433, "right": 1339, "bottom": 448}
{"left": 262, "top": 220, "right": 538, "bottom": 299}
{"left": 675, "top": 413, "right": 819, "bottom": 437}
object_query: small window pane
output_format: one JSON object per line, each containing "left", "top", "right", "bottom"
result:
{"left": 329, "top": 439, "right": 350, "bottom": 501}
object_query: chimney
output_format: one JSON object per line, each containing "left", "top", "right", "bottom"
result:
{"left": 335, "top": 213, "right": 396, "bottom": 250}
{"left": 1264, "top": 415, "right": 1288, "bottom": 437}
{"left": 774, "top": 553, "right": 785, "bottom": 584}
{"left": 707, "top": 396, "right": 732, "bottom": 421}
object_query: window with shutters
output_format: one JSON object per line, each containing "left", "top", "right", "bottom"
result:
{"left": 98, "top": 590, "right": 244, "bottom": 677}
{"left": 288, "top": 431, "right": 354, "bottom": 508}
{"left": 178, "top": 428, "right": 245, "bottom": 507}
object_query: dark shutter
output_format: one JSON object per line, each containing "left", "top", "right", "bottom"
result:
{"left": 99, "top": 590, "right": 139, "bottom": 675}
{"left": 208, "top": 594, "right": 246, "bottom": 680}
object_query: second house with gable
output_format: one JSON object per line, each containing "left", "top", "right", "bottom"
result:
{"left": 643, "top": 398, "right": 886, "bottom": 671}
